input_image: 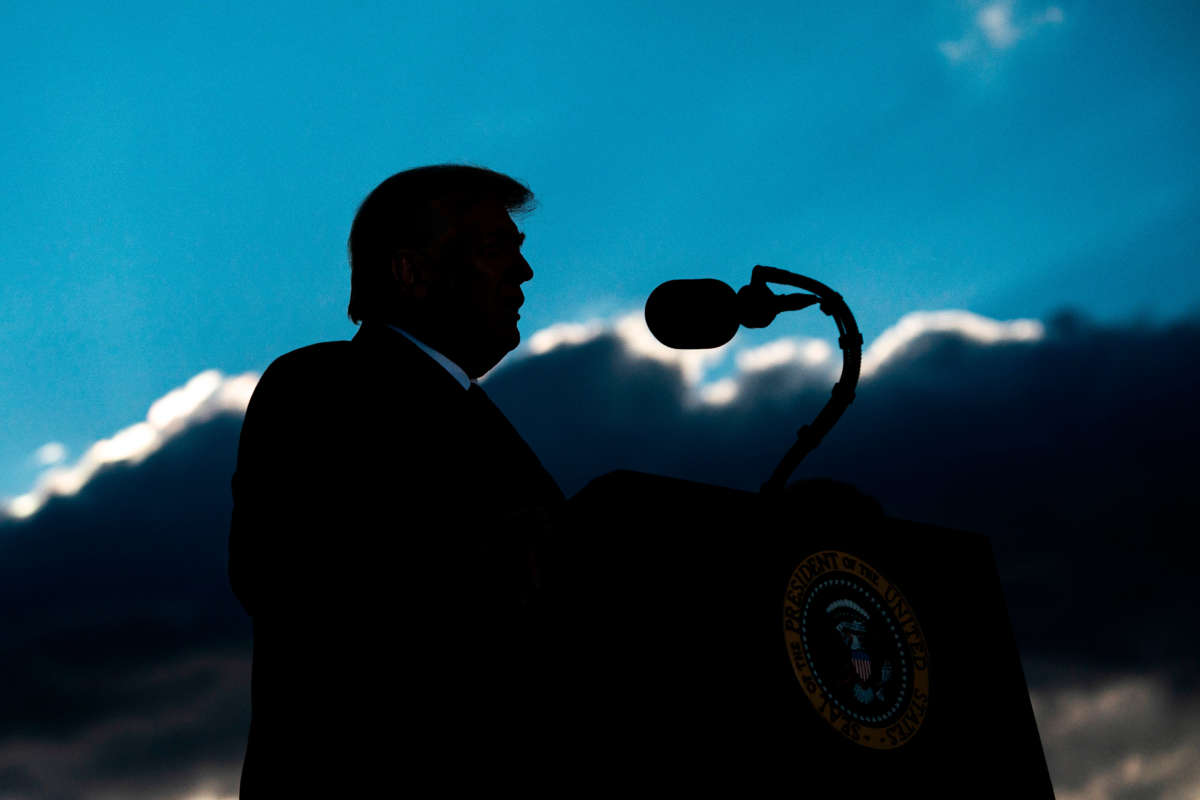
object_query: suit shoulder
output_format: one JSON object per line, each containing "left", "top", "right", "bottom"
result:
{"left": 259, "top": 341, "right": 353, "bottom": 385}
{"left": 267, "top": 340, "right": 352, "bottom": 372}
{"left": 246, "top": 341, "right": 357, "bottom": 413}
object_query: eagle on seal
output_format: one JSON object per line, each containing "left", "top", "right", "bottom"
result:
{"left": 827, "top": 598, "right": 894, "bottom": 705}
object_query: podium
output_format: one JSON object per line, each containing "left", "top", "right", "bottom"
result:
{"left": 542, "top": 470, "right": 1054, "bottom": 795}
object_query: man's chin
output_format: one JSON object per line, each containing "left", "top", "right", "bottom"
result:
{"left": 497, "top": 321, "right": 521, "bottom": 351}
{"left": 471, "top": 326, "right": 520, "bottom": 373}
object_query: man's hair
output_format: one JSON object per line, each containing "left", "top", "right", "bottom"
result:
{"left": 347, "top": 164, "right": 535, "bottom": 324}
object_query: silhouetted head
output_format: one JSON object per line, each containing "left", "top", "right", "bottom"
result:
{"left": 348, "top": 165, "right": 535, "bottom": 378}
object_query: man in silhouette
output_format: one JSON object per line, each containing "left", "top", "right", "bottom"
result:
{"left": 229, "top": 165, "right": 564, "bottom": 796}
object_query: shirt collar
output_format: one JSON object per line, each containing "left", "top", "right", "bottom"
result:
{"left": 383, "top": 324, "right": 472, "bottom": 391}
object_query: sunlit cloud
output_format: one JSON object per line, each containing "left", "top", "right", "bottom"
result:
{"left": 698, "top": 378, "right": 740, "bottom": 407}
{"left": 522, "top": 311, "right": 733, "bottom": 389}
{"left": 979, "top": 1, "right": 1020, "bottom": 49}
{"left": 0, "top": 653, "right": 248, "bottom": 800}
{"left": 521, "top": 308, "right": 1043, "bottom": 407}
{"left": 3, "top": 370, "right": 258, "bottom": 521}
{"left": 526, "top": 319, "right": 606, "bottom": 355}
{"left": 612, "top": 312, "right": 731, "bottom": 386}
{"left": 1036, "top": 5, "right": 1064, "bottom": 24}
{"left": 32, "top": 441, "right": 68, "bottom": 467}
{"left": 939, "top": 2, "right": 1064, "bottom": 63}
{"left": 735, "top": 338, "right": 833, "bottom": 373}
{"left": 2, "top": 309, "right": 1046, "bottom": 522}
{"left": 1036, "top": 678, "right": 1158, "bottom": 740}
{"left": 1032, "top": 676, "right": 1200, "bottom": 800}
{"left": 1056, "top": 748, "right": 1200, "bottom": 800}
{"left": 938, "top": 39, "right": 976, "bottom": 63}
{"left": 860, "top": 310, "right": 1043, "bottom": 377}
{"left": 147, "top": 370, "right": 225, "bottom": 429}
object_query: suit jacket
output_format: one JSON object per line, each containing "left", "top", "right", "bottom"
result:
{"left": 229, "top": 322, "right": 564, "bottom": 795}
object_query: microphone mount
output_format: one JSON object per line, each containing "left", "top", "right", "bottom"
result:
{"left": 647, "top": 266, "right": 858, "bottom": 492}
{"left": 741, "top": 266, "right": 862, "bottom": 494}
{"left": 643, "top": 266, "right": 862, "bottom": 491}
{"left": 735, "top": 276, "right": 820, "bottom": 329}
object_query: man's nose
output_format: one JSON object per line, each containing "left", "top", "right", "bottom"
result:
{"left": 515, "top": 253, "right": 533, "bottom": 284}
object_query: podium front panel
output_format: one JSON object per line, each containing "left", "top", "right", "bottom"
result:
{"left": 544, "top": 470, "right": 1053, "bottom": 796}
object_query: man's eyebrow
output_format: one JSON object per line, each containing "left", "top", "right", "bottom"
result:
{"left": 482, "top": 230, "right": 525, "bottom": 245}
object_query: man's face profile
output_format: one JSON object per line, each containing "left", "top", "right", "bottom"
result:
{"left": 396, "top": 200, "right": 533, "bottom": 377}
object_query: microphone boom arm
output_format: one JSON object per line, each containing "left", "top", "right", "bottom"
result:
{"left": 748, "top": 266, "right": 863, "bottom": 494}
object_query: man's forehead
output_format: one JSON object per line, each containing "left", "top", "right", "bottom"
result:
{"left": 455, "top": 201, "right": 519, "bottom": 236}
{"left": 424, "top": 197, "right": 521, "bottom": 251}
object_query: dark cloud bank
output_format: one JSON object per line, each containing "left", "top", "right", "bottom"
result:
{"left": 2, "top": 311, "right": 1198, "bottom": 799}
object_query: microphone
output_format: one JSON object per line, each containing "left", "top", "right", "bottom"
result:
{"left": 644, "top": 277, "right": 812, "bottom": 349}
{"left": 644, "top": 279, "right": 740, "bottom": 349}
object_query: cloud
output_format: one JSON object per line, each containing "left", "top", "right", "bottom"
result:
{"left": 32, "top": 442, "right": 67, "bottom": 468}
{"left": 0, "top": 410, "right": 251, "bottom": 798}
{"left": 860, "top": 309, "right": 1043, "bottom": 377}
{"left": 3, "top": 370, "right": 257, "bottom": 520}
{"left": 490, "top": 308, "right": 1200, "bottom": 675}
{"left": 697, "top": 377, "right": 740, "bottom": 406}
{"left": 0, "top": 652, "right": 249, "bottom": 800}
{"left": 610, "top": 311, "right": 730, "bottom": 387}
{"left": 526, "top": 319, "right": 606, "bottom": 355}
{"left": 512, "top": 308, "right": 1043, "bottom": 410}
{"left": 1032, "top": 676, "right": 1200, "bottom": 800}
{"left": 3, "top": 307, "right": 1199, "bottom": 797}
{"left": 939, "top": 2, "right": 1064, "bottom": 63}
{"left": 1036, "top": 5, "right": 1064, "bottom": 24}
{"left": 736, "top": 337, "right": 833, "bottom": 373}
{"left": 979, "top": 1, "right": 1021, "bottom": 48}
{"left": 938, "top": 39, "right": 975, "bottom": 63}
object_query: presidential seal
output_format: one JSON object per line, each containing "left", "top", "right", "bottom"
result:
{"left": 783, "top": 550, "right": 930, "bottom": 749}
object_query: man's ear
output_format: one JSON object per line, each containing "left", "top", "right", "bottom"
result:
{"left": 390, "top": 251, "right": 430, "bottom": 298}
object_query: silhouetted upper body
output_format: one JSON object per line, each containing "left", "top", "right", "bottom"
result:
{"left": 229, "top": 166, "right": 563, "bottom": 795}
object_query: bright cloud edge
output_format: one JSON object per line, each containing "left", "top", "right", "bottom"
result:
{"left": 4, "top": 371, "right": 258, "bottom": 521}
{"left": 3, "top": 309, "right": 1043, "bottom": 520}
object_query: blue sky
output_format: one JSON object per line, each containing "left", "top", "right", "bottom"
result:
{"left": 2, "top": 0, "right": 1198, "bottom": 501}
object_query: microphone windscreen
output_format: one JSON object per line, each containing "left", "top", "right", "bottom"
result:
{"left": 644, "top": 279, "right": 740, "bottom": 349}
